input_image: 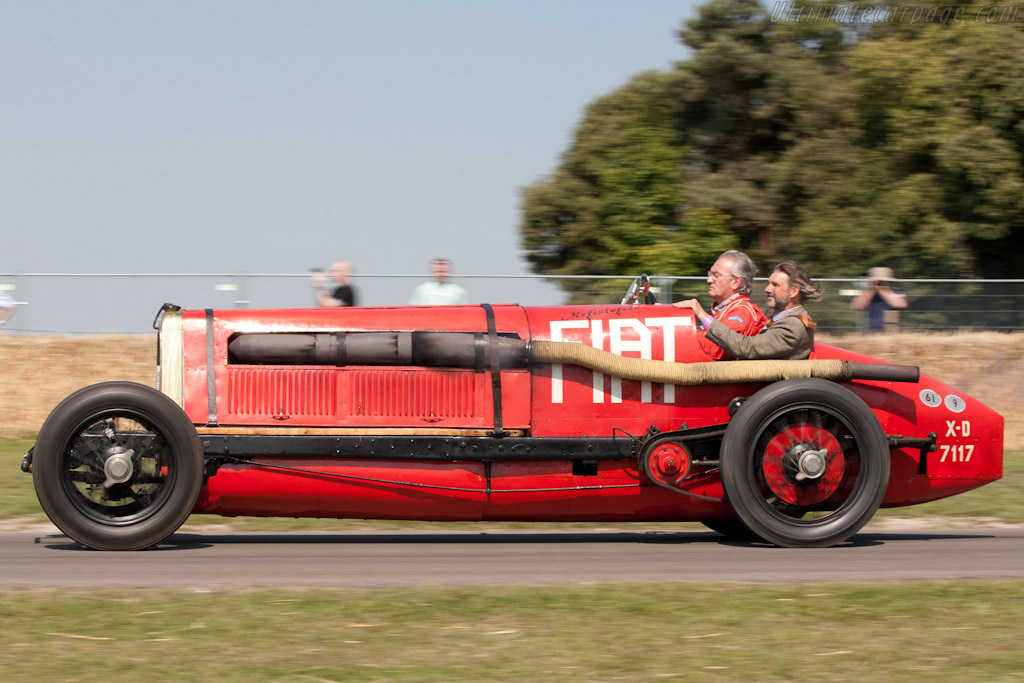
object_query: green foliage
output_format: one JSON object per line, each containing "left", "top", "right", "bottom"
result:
{"left": 520, "top": 0, "right": 1024, "bottom": 300}
{"left": 521, "top": 71, "right": 738, "bottom": 302}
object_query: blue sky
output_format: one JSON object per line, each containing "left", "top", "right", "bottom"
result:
{"left": 1, "top": 1, "right": 702, "bottom": 331}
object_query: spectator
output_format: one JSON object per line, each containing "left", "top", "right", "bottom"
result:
{"left": 312, "top": 261, "right": 357, "bottom": 307}
{"left": 409, "top": 258, "right": 468, "bottom": 305}
{"left": 850, "top": 266, "right": 907, "bottom": 333}
{"left": 672, "top": 250, "right": 767, "bottom": 360}
{"left": 701, "top": 260, "right": 824, "bottom": 361}
{"left": 0, "top": 288, "right": 14, "bottom": 327}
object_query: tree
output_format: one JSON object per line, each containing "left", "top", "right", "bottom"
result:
{"left": 521, "top": 71, "right": 736, "bottom": 302}
{"left": 841, "top": 11, "right": 1024, "bottom": 278}
{"left": 519, "top": 0, "right": 1024, "bottom": 302}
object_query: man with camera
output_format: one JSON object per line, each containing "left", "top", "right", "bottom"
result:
{"left": 850, "top": 266, "right": 907, "bottom": 333}
{"left": 311, "top": 261, "right": 358, "bottom": 307}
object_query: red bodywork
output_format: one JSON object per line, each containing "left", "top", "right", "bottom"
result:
{"left": 172, "top": 304, "right": 1002, "bottom": 523}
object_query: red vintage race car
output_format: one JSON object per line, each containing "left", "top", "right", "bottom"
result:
{"left": 25, "top": 292, "right": 1003, "bottom": 550}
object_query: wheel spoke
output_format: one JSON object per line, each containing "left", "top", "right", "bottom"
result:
{"left": 59, "top": 412, "right": 175, "bottom": 525}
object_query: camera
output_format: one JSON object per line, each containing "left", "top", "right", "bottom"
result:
{"left": 875, "top": 280, "right": 890, "bottom": 288}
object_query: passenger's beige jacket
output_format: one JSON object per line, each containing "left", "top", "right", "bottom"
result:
{"left": 705, "top": 305, "right": 815, "bottom": 361}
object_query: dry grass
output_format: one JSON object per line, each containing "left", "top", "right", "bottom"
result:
{"left": 818, "top": 331, "right": 1024, "bottom": 449}
{"left": 2, "top": 331, "right": 1021, "bottom": 447}
{"left": 0, "top": 335, "right": 154, "bottom": 438}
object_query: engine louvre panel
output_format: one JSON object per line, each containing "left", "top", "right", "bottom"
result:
{"left": 222, "top": 366, "right": 486, "bottom": 426}
{"left": 227, "top": 368, "right": 338, "bottom": 418}
{"left": 346, "top": 368, "right": 476, "bottom": 419}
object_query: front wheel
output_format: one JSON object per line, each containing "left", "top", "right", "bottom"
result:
{"left": 720, "top": 378, "right": 889, "bottom": 548}
{"left": 32, "top": 382, "right": 203, "bottom": 550}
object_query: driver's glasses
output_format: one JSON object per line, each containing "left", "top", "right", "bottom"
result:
{"left": 708, "top": 270, "right": 732, "bottom": 280}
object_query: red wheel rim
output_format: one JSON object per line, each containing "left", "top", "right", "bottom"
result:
{"left": 761, "top": 422, "right": 844, "bottom": 506}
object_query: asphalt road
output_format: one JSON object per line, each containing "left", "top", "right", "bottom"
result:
{"left": 2, "top": 527, "right": 1023, "bottom": 588}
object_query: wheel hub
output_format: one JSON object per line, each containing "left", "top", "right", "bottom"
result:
{"left": 793, "top": 445, "right": 828, "bottom": 481}
{"left": 102, "top": 446, "right": 136, "bottom": 488}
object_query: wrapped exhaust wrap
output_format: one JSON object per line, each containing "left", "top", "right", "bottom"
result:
{"left": 228, "top": 332, "right": 529, "bottom": 369}
{"left": 530, "top": 340, "right": 919, "bottom": 384}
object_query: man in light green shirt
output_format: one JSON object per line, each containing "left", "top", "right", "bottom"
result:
{"left": 409, "top": 258, "right": 468, "bottom": 305}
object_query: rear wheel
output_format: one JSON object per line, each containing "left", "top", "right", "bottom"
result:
{"left": 720, "top": 379, "right": 889, "bottom": 548}
{"left": 32, "top": 382, "right": 203, "bottom": 550}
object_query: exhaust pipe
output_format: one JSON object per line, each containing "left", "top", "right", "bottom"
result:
{"left": 228, "top": 332, "right": 528, "bottom": 369}
{"left": 228, "top": 332, "right": 919, "bottom": 385}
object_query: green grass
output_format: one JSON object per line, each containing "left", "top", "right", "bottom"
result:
{"left": 0, "top": 581, "right": 1022, "bottom": 681}
{"left": 4, "top": 438, "right": 1022, "bottom": 530}
{"left": 0, "top": 439, "right": 47, "bottom": 521}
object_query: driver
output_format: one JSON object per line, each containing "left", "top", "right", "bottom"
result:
{"left": 673, "top": 250, "right": 766, "bottom": 360}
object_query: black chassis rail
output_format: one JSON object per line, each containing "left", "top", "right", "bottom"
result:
{"left": 201, "top": 434, "right": 636, "bottom": 463}
{"left": 198, "top": 425, "right": 732, "bottom": 464}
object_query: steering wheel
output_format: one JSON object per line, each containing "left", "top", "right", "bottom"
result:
{"left": 621, "top": 274, "right": 657, "bottom": 305}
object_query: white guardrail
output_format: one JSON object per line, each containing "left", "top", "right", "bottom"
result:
{"left": 1, "top": 273, "right": 1023, "bottom": 334}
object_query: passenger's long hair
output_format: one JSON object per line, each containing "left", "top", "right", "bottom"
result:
{"left": 774, "top": 260, "right": 823, "bottom": 303}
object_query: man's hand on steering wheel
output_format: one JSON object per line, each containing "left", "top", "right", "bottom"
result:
{"left": 622, "top": 274, "right": 657, "bottom": 305}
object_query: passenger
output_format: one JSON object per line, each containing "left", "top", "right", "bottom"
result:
{"left": 672, "top": 250, "right": 767, "bottom": 360}
{"left": 312, "top": 261, "right": 358, "bottom": 307}
{"left": 699, "top": 260, "right": 823, "bottom": 361}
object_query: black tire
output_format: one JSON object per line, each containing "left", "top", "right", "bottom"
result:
{"left": 32, "top": 382, "right": 203, "bottom": 550}
{"left": 720, "top": 378, "right": 889, "bottom": 548}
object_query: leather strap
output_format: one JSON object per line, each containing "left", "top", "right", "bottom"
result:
{"left": 481, "top": 304, "right": 505, "bottom": 437}
{"left": 205, "top": 309, "right": 218, "bottom": 426}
